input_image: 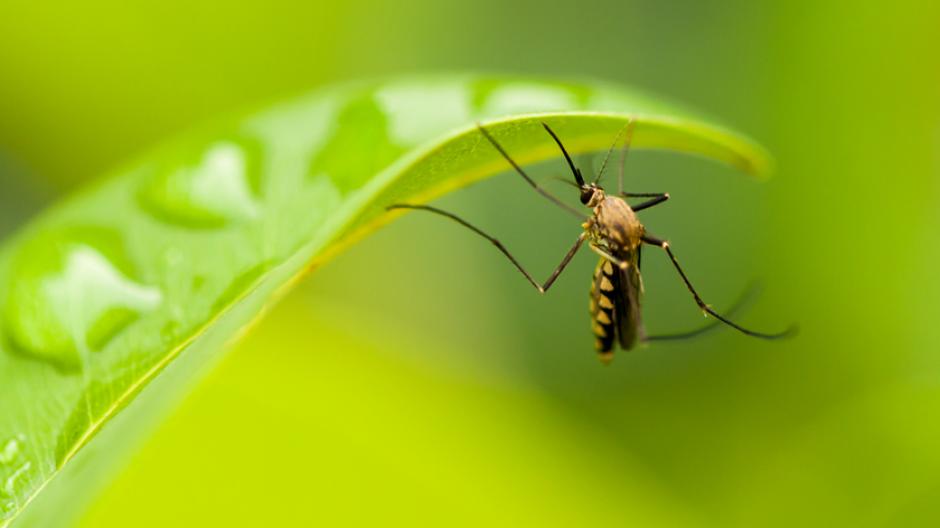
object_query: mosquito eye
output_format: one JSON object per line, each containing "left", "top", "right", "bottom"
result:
{"left": 580, "top": 189, "right": 593, "bottom": 205}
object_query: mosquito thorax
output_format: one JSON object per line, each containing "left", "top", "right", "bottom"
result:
{"left": 591, "top": 194, "right": 645, "bottom": 251}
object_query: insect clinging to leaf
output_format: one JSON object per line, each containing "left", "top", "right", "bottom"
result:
{"left": 388, "top": 119, "right": 793, "bottom": 364}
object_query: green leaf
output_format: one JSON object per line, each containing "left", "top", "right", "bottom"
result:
{"left": 0, "top": 74, "right": 771, "bottom": 526}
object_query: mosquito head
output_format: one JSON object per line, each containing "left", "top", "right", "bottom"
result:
{"left": 580, "top": 183, "right": 606, "bottom": 207}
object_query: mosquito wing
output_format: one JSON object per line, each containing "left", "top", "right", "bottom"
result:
{"left": 614, "top": 248, "right": 645, "bottom": 351}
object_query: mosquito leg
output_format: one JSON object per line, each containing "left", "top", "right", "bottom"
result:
{"left": 388, "top": 204, "right": 585, "bottom": 293}
{"left": 617, "top": 117, "right": 637, "bottom": 194}
{"left": 589, "top": 244, "right": 630, "bottom": 270}
{"left": 625, "top": 192, "right": 670, "bottom": 212}
{"left": 593, "top": 119, "right": 634, "bottom": 186}
{"left": 641, "top": 234, "right": 795, "bottom": 339}
{"left": 477, "top": 124, "right": 583, "bottom": 218}
{"left": 644, "top": 283, "right": 759, "bottom": 342}
{"left": 646, "top": 318, "right": 724, "bottom": 342}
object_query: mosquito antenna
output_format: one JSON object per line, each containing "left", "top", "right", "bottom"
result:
{"left": 592, "top": 121, "right": 632, "bottom": 185}
{"left": 477, "top": 124, "right": 583, "bottom": 218}
{"left": 540, "top": 122, "right": 584, "bottom": 187}
{"left": 617, "top": 117, "right": 637, "bottom": 194}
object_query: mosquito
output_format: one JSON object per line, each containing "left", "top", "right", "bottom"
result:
{"left": 388, "top": 120, "right": 793, "bottom": 363}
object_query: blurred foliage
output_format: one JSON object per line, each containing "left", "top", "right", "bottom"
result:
{"left": 1, "top": 0, "right": 939, "bottom": 526}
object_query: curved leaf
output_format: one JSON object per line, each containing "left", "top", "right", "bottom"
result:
{"left": 0, "top": 74, "right": 771, "bottom": 526}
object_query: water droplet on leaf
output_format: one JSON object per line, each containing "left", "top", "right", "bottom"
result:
{"left": 3, "top": 229, "right": 161, "bottom": 368}
{"left": 0, "top": 435, "right": 29, "bottom": 521}
{"left": 308, "top": 92, "right": 407, "bottom": 195}
{"left": 140, "top": 141, "right": 262, "bottom": 227}
{"left": 477, "top": 81, "right": 581, "bottom": 116}
{"left": 0, "top": 436, "right": 24, "bottom": 466}
{"left": 374, "top": 80, "right": 472, "bottom": 145}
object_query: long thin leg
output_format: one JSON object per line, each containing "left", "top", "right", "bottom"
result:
{"left": 477, "top": 124, "right": 582, "bottom": 218}
{"left": 625, "top": 192, "right": 670, "bottom": 212}
{"left": 593, "top": 119, "right": 634, "bottom": 186}
{"left": 388, "top": 204, "right": 585, "bottom": 293}
{"left": 589, "top": 244, "right": 629, "bottom": 270}
{"left": 618, "top": 117, "right": 638, "bottom": 194}
{"left": 641, "top": 235, "right": 795, "bottom": 339}
{"left": 646, "top": 318, "right": 724, "bottom": 342}
{"left": 645, "top": 283, "right": 759, "bottom": 342}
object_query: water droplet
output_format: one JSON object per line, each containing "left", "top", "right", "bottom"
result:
{"left": 374, "top": 80, "right": 472, "bottom": 146}
{"left": 308, "top": 92, "right": 408, "bottom": 195}
{"left": 0, "top": 435, "right": 30, "bottom": 520}
{"left": 0, "top": 436, "right": 24, "bottom": 466}
{"left": 2, "top": 463, "right": 29, "bottom": 499}
{"left": 3, "top": 229, "right": 162, "bottom": 368}
{"left": 477, "top": 82, "right": 581, "bottom": 116}
{"left": 140, "top": 141, "right": 262, "bottom": 228}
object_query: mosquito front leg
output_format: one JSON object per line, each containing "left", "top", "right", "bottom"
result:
{"left": 622, "top": 192, "right": 670, "bottom": 212}
{"left": 388, "top": 204, "right": 586, "bottom": 293}
{"left": 477, "top": 124, "right": 583, "bottom": 218}
{"left": 617, "top": 118, "right": 637, "bottom": 194}
{"left": 593, "top": 119, "right": 635, "bottom": 186}
{"left": 589, "top": 244, "right": 630, "bottom": 270}
{"left": 641, "top": 234, "right": 795, "bottom": 339}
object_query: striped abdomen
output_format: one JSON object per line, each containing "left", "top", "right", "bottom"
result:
{"left": 588, "top": 252, "right": 645, "bottom": 363}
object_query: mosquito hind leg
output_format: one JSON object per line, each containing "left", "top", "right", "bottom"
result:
{"left": 644, "top": 283, "right": 760, "bottom": 342}
{"left": 623, "top": 192, "right": 670, "bottom": 212}
{"left": 387, "top": 204, "right": 585, "bottom": 293}
{"left": 641, "top": 234, "right": 795, "bottom": 339}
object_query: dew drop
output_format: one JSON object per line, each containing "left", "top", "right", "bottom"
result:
{"left": 0, "top": 435, "right": 24, "bottom": 466}
{"left": 0, "top": 435, "right": 29, "bottom": 520}
{"left": 4, "top": 232, "right": 162, "bottom": 368}
{"left": 2, "top": 463, "right": 29, "bottom": 499}
{"left": 374, "top": 80, "right": 472, "bottom": 146}
{"left": 140, "top": 141, "right": 262, "bottom": 228}
{"left": 479, "top": 83, "right": 580, "bottom": 116}
{"left": 308, "top": 92, "right": 408, "bottom": 195}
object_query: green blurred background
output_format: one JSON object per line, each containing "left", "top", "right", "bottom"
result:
{"left": 2, "top": 0, "right": 939, "bottom": 526}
